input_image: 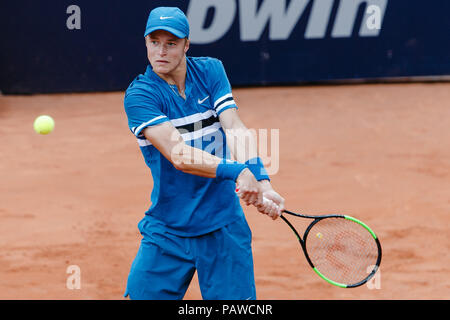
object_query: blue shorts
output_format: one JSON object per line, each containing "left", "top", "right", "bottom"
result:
{"left": 124, "top": 215, "right": 256, "bottom": 300}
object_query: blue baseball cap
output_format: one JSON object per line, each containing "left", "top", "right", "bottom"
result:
{"left": 144, "top": 7, "right": 190, "bottom": 39}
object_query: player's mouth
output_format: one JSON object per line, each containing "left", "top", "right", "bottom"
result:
{"left": 156, "top": 60, "right": 169, "bottom": 64}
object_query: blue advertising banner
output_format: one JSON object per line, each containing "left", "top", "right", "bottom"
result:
{"left": 1, "top": 0, "right": 449, "bottom": 94}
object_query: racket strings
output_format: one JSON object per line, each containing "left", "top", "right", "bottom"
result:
{"left": 305, "top": 218, "right": 379, "bottom": 285}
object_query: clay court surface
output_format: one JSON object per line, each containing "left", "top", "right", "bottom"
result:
{"left": 0, "top": 82, "right": 449, "bottom": 300}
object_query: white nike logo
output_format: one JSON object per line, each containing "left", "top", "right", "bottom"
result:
{"left": 160, "top": 16, "right": 173, "bottom": 20}
{"left": 198, "top": 96, "right": 210, "bottom": 104}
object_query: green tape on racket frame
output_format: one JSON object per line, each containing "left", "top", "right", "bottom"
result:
{"left": 312, "top": 215, "right": 379, "bottom": 288}
{"left": 344, "top": 215, "right": 378, "bottom": 239}
{"left": 313, "top": 267, "right": 348, "bottom": 288}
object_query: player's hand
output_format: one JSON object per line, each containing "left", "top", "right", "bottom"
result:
{"left": 255, "top": 181, "right": 285, "bottom": 220}
{"left": 236, "top": 168, "right": 263, "bottom": 206}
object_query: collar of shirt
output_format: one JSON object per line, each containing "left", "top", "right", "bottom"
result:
{"left": 145, "top": 64, "right": 192, "bottom": 101}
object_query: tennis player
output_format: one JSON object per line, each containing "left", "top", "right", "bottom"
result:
{"left": 123, "top": 7, "right": 285, "bottom": 300}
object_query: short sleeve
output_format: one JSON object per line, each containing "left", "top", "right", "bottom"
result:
{"left": 124, "top": 87, "right": 169, "bottom": 138}
{"left": 209, "top": 59, "right": 238, "bottom": 116}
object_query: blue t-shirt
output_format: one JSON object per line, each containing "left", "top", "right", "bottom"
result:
{"left": 124, "top": 56, "right": 244, "bottom": 236}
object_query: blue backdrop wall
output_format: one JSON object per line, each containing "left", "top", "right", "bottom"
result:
{"left": 1, "top": 0, "right": 449, "bottom": 94}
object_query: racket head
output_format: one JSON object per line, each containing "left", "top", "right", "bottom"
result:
{"left": 283, "top": 212, "right": 382, "bottom": 288}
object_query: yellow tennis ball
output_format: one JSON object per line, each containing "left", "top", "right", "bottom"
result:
{"left": 316, "top": 232, "right": 323, "bottom": 239}
{"left": 34, "top": 115, "right": 55, "bottom": 135}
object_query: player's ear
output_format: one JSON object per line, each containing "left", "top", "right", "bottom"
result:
{"left": 184, "top": 38, "right": 190, "bottom": 53}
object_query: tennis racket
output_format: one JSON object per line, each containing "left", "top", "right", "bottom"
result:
{"left": 280, "top": 207, "right": 382, "bottom": 288}
{"left": 237, "top": 191, "right": 382, "bottom": 288}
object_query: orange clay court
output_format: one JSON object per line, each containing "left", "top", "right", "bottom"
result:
{"left": 0, "top": 82, "right": 449, "bottom": 299}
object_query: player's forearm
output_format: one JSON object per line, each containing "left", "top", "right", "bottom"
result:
{"left": 224, "top": 125, "right": 259, "bottom": 164}
{"left": 224, "top": 124, "right": 272, "bottom": 182}
{"left": 170, "top": 143, "right": 223, "bottom": 178}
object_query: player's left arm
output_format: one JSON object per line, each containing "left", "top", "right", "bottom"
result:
{"left": 219, "top": 108, "right": 285, "bottom": 218}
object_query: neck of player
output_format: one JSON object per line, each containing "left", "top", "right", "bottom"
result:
{"left": 156, "top": 56, "right": 187, "bottom": 99}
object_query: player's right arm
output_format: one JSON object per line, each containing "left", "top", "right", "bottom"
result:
{"left": 142, "top": 121, "right": 259, "bottom": 190}
{"left": 124, "top": 78, "right": 258, "bottom": 200}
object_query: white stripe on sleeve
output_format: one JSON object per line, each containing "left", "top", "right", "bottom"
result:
{"left": 214, "top": 93, "right": 233, "bottom": 109}
{"left": 215, "top": 100, "right": 236, "bottom": 114}
{"left": 134, "top": 115, "right": 168, "bottom": 136}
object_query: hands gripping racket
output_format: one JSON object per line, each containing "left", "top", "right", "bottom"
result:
{"left": 237, "top": 190, "right": 382, "bottom": 288}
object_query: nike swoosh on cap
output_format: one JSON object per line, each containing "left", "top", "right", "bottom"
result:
{"left": 160, "top": 16, "right": 173, "bottom": 20}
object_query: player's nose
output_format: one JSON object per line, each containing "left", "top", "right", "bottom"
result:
{"left": 159, "top": 46, "right": 167, "bottom": 56}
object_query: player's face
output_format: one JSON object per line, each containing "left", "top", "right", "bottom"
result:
{"left": 146, "top": 30, "right": 189, "bottom": 76}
